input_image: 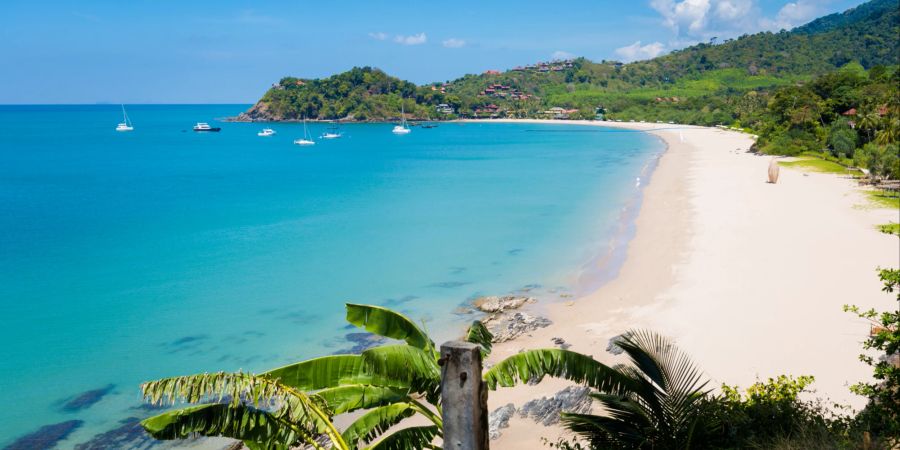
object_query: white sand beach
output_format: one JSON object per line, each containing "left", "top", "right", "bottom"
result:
{"left": 472, "top": 119, "right": 899, "bottom": 448}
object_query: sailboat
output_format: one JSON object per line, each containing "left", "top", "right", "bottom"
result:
{"left": 116, "top": 105, "right": 134, "bottom": 132}
{"left": 321, "top": 122, "right": 342, "bottom": 139}
{"left": 294, "top": 118, "right": 316, "bottom": 146}
{"left": 392, "top": 103, "right": 411, "bottom": 134}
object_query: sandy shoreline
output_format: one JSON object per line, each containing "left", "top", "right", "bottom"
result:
{"left": 473, "top": 119, "right": 898, "bottom": 448}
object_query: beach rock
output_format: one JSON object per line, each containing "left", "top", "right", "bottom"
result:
{"left": 472, "top": 295, "right": 534, "bottom": 313}
{"left": 61, "top": 384, "right": 115, "bottom": 412}
{"left": 6, "top": 420, "right": 83, "bottom": 450}
{"left": 488, "top": 403, "right": 516, "bottom": 440}
{"left": 484, "top": 312, "right": 551, "bottom": 343}
{"left": 606, "top": 334, "right": 627, "bottom": 355}
{"left": 518, "top": 386, "right": 593, "bottom": 426}
{"left": 551, "top": 337, "right": 571, "bottom": 350}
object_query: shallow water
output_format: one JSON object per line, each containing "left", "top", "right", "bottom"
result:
{"left": 0, "top": 105, "right": 663, "bottom": 447}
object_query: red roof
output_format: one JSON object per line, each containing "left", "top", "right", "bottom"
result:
{"left": 843, "top": 108, "right": 857, "bottom": 116}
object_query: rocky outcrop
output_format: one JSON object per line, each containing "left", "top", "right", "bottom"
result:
{"left": 229, "top": 101, "right": 278, "bottom": 122}
{"left": 518, "top": 386, "right": 593, "bottom": 426}
{"left": 488, "top": 386, "right": 594, "bottom": 440}
{"left": 472, "top": 295, "right": 535, "bottom": 313}
{"left": 488, "top": 403, "right": 516, "bottom": 440}
{"left": 483, "top": 312, "right": 551, "bottom": 343}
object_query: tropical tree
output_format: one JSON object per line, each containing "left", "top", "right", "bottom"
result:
{"left": 139, "top": 304, "right": 623, "bottom": 449}
{"left": 557, "top": 330, "right": 713, "bottom": 449}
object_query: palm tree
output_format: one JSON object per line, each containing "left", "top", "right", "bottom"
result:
{"left": 875, "top": 116, "right": 899, "bottom": 145}
{"left": 559, "top": 330, "right": 712, "bottom": 449}
{"left": 140, "top": 304, "right": 620, "bottom": 449}
{"left": 856, "top": 110, "right": 880, "bottom": 142}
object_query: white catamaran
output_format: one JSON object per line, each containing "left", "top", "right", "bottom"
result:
{"left": 321, "top": 122, "right": 342, "bottom": 139}
{"left": 392, "top": 103, "right": 411, "bottom": 134}
{"left": 116, "top": 105, "right": 134, "bottom": 132}
{"left": 294, "top": 118, "right": 316, "bottom": 146}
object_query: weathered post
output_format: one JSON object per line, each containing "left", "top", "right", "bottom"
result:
{"left": 440, "top": 341, "right": 489, "bottom": 450}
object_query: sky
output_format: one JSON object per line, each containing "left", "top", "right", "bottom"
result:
{"left": 0, "top": 0, "right": 868, "bottom": 104}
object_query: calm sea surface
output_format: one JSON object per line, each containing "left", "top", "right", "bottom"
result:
{"left": 0, "top": 105, "right": 663, "bottom": 448}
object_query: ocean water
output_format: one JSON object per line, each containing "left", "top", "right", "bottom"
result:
{"left": 0, "top": 105, "right": 663, "bottom": 448}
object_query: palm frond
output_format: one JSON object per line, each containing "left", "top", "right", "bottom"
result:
{"left": 316, "top": 385, "right": 412, "bottom": 415}
{"left": 140, "top": 403, "right": 302, "bottom": 450}
{"left": 483, "top": 349, "right": 633, "bottom": 393}
{"left": 139, "top": 372, "right": 331, "bottom": 435}
{"left": 346, "top": 304, "right": 433, "bottom": 352}
{"left": 464, "top": 320, "right": 493, "bottom": 357}
{"left": 341, "top": 403, "right": 417, "bottom": 449}
{"left": 617, "top": 330, "right": 711, "bottom": 431}
{"left": 264, "top": 355, "right": 406, "bottom": 391}
{"left": 360, "top": 345, "right": 441, "bottom": 403}
{"left": 365, "top": 425, "right": 440, "bottom": 450}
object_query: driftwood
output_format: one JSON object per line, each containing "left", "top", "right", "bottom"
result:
{"left": 768, "top": 158, "right": 780, "bottom": 184}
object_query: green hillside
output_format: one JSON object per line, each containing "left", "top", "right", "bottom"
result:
{"left": 236, "top": 0, "right": 897, "bottom": 125}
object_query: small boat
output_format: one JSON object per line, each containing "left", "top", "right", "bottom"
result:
{"left": 321, "top": 122, "right": 342, "bottom": 139}
{"left": 392, "top": 103, "right": 411, "bottom": 134}
{"left": 193, "top": 122, "right": 221, "bottom": 132}
{"left": 421, "top": 124, "right": 438, "bottom": 129}
{"left": 116, "top": 105, "right": 134, "bottom": 132}
{"left": 257, "top": 128, "right": 276, "bottom": 137}
{"left": 294, "top": 118, "right": 316, "bottom": 146}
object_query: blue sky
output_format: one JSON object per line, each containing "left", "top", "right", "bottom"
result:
{"left": 0, "top": 0, "right": 867, "bottom": 104}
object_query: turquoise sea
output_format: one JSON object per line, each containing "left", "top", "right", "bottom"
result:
{"left": 0, "top": 105, "right": 663, "bottom": 448}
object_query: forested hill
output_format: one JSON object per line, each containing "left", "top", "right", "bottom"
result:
{"left": 234, "top": 0, "right": 898, "bottom": 123}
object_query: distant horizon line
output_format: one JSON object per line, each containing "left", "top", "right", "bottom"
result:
{"left": 0, "top": 103, "right": 256, "bottom": 107}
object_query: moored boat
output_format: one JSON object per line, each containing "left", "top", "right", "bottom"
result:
{"left": 193, "top": 122, "right": 221, "bottom": 132}
{"left": 115, "top": 105, "right": 134, "bottom": 132}
{"left": 257, "top": 128, "right": 276, "bottom": 137}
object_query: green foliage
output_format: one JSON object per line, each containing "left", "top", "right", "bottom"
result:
{"left": 877, "top": 222, "right": 900, "bottom": 235}
{"left": 345, "top": 303, "right": 434, "bottom": 353}
{"left": 139, "top": 304, "right": 604, "bottom": 449}
{"left": 557, "top": 330, "right": 712, "bottom": 449}
{"left": 843, "top": 268, "right": 900, "bottom": 441}
{"left": 698, "top": 376, "right": 855, "bottom": 449}
{"left": 855, "top": 143, "right": 900, "bottom": 180}
{"left": 778, "top": 157, "right": 858, "bottom": 175}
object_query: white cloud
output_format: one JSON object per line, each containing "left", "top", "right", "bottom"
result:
{"left": 551, "top": 50, "right": 576, "bottom": 60}
{"left": 649, "top": 0, "right": 831, "bottom": 42}
{"left": 763, "top": 0, "right": 824, "bottom": 30}
{"left": 442, "top": 38, "right": 466, "bottom": 48}
{"left": 615, "top": 41, "right": 666, "bottom": 62}
{"left": 394, "top": 32, "right": 427, "bottom": 45}
{"left": 368, "top": 32, "right": 388, "bottom": 41}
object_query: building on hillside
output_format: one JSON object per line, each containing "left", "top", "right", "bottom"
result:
{"left": 436, "top": 104, "right": 455, "bottom": 114}
{"left": 595, "top": 106, "right": 607, "bottom": 121}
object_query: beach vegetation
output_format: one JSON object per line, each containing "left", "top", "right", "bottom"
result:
{"left": 843, "top": 268, "right": 900, "bottom": 445}
{"left": 877, "top": 223, "right": 900, "bottom": 235}
{"left": 778, "top": 157, "right": 858, "bottom": 175}
{"left": 139, "top": 304, "right": 620, "bottom": 449}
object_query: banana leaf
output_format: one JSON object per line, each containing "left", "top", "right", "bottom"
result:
{"left": 141, "top": 403, "right": 302, "bottom": 450}
{"left": 341, "top": 403, "right": 417, "bottom": 449}
{"left": 346, "top": 304, "right": 433, "bottom": 352}
{"left": 366, "top": 425, "right": 440, "bottom": 450}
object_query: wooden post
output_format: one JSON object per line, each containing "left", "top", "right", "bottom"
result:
{"left": 440, "top": 341, "right": 489, "bottom": 450}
